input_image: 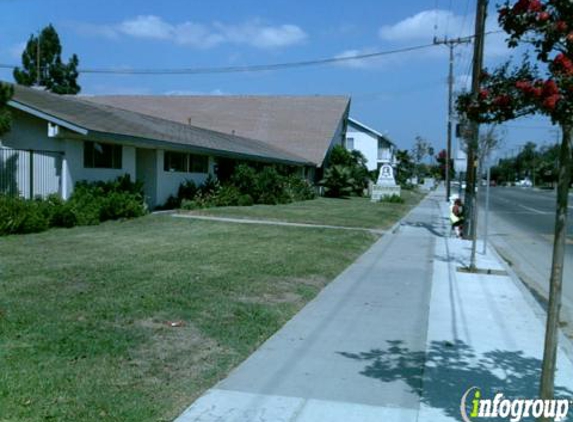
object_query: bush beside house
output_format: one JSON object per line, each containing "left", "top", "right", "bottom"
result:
{"left": 0, "top": 175, "right": 146, "bottom": 236}
{"left": 321, "top": 145, "right": 371, "bottom": 198}
{"left": 177, "top": 164, "right": 315, "bottom": 210}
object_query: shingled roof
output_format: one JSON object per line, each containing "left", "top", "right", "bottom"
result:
{"left": 83, "top": 95, "right": 351, "bottom": 166}
{"left": 8, "top": 85, "right": 310, "bottom": 166}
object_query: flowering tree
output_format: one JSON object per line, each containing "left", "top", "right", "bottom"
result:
{"left": 457, "top": 0, "right": 572, "bottom": 409}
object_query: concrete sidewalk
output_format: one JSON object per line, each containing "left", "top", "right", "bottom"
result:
{"left": 175, "top": 188, "right": 573, "bottom": 422}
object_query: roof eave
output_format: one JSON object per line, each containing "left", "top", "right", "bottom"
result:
{"left": 9, "top": 99, "right": 310, "bottom": 166}
{"left": 8, "top": 100, "right": 89, "bottom": 135}
{"left": 85, "top": 130, "right": 311, "bottom": 167}
{"left": 348, "top": 117, "right": 396, "bottom": 147}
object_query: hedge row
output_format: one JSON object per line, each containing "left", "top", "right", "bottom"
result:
{"left": 165, "top": 164, "right": 315, "bottom": 210}
{"left": 0, "top": 175, "right": 146, "bottom": 236}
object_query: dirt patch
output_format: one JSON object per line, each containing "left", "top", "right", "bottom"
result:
{"left": 132, "top": 318, "right": 222, "bottom": 367}
{"left": 129, "top": 318, "right": 225, "bottom": 393}
{"left": 237, "top": 292, "right": 302, "bottom": 305}
{"left": 294, "top": 276, "right": 329, "bottom": 288}
{"left": 236, "top": 276, "right": 328, "bottom": 305}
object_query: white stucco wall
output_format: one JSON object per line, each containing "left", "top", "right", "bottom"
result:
{"left": 63, "top": 140, "right": 136, "bottom": 198}
{"left": 1, "top": 109, "right": 65, "bottom": 152}
{"left": 1, "top": 110, "right": 65, "bottom": 198}
{"left": 154, "top": 149, "right": 212, "bottom": 207}
{"left": 346, "top": 129, "right": 378, "bottom": 171}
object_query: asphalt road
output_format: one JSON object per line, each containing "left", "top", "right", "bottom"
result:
{"left": 479, "top": 187, "right": 573, "bottom": 237}
{"left": 476, "top": 186, "right": 573, "bottom": 339}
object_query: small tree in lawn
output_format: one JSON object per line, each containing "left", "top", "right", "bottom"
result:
{"left": 411, "top": 135, "right": 431, "bottom": 180}
{"left": 14, "top": 24, "right": 81, "bottom": 95}
{"left": 395, "top": 149, "right": 415, "bottom": 187}
{"left": 457, "top": 0, "right": 572, "bottom": 408}
{"left": 436, "top": 149, "right": 455, "bottom": 181}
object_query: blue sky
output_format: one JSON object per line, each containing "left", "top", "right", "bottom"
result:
{"left": 0, "top": 0, "right": 559, "bottom": 159}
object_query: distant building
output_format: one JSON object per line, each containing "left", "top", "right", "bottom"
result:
{"left": 345, "top": 117, "right": 396, "bottom": 172}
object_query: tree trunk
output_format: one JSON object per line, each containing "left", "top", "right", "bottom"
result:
{"left": 539, "top": 124, "right": 572, "bottom": 421}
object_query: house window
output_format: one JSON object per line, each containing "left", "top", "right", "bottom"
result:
{"left": 189, "top": 154, "right": 209, "bottom": 173}
{"left": 84, "top": 141, "right": 122, "bottom": 169}
{"left": 163, "top": 151, "right": 209, "bottom": 173}
{"left": 346, "top": 137, "right": 354, "bottom": 150}
{"left": 164, "top": 151, "right": 188, "bottom": 172}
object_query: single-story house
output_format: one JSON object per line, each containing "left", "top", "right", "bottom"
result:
{"left": 345, "top": 117, "right": 397, "bottom": 172}
{"left": 0, "top": 84, "right": 350, "bottom": 208}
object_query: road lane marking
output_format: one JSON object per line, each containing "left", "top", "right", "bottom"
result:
{"left": 516, "top": 203, "right": 551, "bottom": 215}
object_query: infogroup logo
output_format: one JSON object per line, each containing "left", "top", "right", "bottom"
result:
{"left": 460, "top": 387, "right": 571, "bottom": 422}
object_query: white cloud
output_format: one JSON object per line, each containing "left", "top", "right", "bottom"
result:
{"left": 174, "top": 22, "right": 225, "bottom": 48}
{"left": 216, "top": 22, "right": 307, "bottom": 48}
{"left": 334, "top": 49, "right": 385, "bottom": 69}
{"left": 119, "top": 15, "right": 173, "bottom": 40}
{"left": 379, "top": 9, "right": 510, "bottom": 59}
{"left": 76, "top": 15, "right": 307, "bottom": 50}
{"left": 379, "top": 10, "right": 466, "bottom": 41}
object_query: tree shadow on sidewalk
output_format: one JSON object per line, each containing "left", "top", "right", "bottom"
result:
{"left": 339, "top": 340, "right": 573, "bottom": 419}
{"left": 401, "top": 221, "right": 447, "bottom": 238}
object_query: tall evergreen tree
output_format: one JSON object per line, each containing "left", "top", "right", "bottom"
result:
{"left": 13, "top": 24, "right": 80, "bottom": 95}
{"left": 0, "top": 83, "right": 13, "bottom": 136}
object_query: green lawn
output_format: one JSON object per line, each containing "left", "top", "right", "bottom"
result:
{"left": 185, "top": 190, "right": 424, "bottom": 230}
{"left": 0, "top": 192, "right": 423, "bottom": 422}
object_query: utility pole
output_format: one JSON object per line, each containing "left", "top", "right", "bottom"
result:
{"left": 434, "top": 36, "right": 471, "bottom": 202}
{"left": 467, "top": 0, "right": 488, "bottom": 270}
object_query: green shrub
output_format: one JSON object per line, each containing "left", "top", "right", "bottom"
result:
{"left": 178, "top": 180, "right": 197, "bottom": 201}
{"left": 42, "top": 194, "right": 77, "bottom": 228}
{"left": 320, "top": 165, "right": 355, "bottom": 198}
{"left": 237, "top": 194, "right": 254, "bottom": 206}
{"left": 285, "top": 175, "right": 316, "bottom": 201}
{"left": 181, "top": 191, "right": 215, "bottom": 210}
{"left": 213, "top": 185, "right": 241, "bottom": 207}
{"left": 0, "top": 195, "right": 49, "bottom": 235}
{"left": 379, "top": 194, "right": 404, "bottom": 204}
{"left": 327, "top": 145, "right": 371, "bottom": 196}
{"left": 231, "top": 164, "right": 259, "bottom": 197}
{"left": 100, "top": 191, "right": 146, "bottom": 221}
{"left": 0, "top": 175, "right": 146, "bottom": 236}
{"left": 68, "top": 182, "right": 104, "bottom": 225}
{"left": 199, "top": 174, "right": 220, "bottom": 196}
{"left": 256, "top": 167, "right": 290, "bottom": 205}
{"left": 68, "top": 175, "right": 146, "bottom": 224}
{"left": 177, "top": 164, "right": 315, "bottom": 209}
{"left": 180, "top": 199, "right": 198, "bottom": 210}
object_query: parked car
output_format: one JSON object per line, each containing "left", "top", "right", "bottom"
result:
{"left": 516, "top": 179, "right": 533, "bottom": 187}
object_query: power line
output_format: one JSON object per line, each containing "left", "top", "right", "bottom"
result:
{"left": 0, "top": 31, "right": 503, "bottom": 77}
{"left": 0, "top": 44, "right": 436, "bottom": 76}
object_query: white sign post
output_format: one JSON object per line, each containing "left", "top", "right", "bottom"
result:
{"left": 371, "top": 164, "right": 401, "bottom": 202}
